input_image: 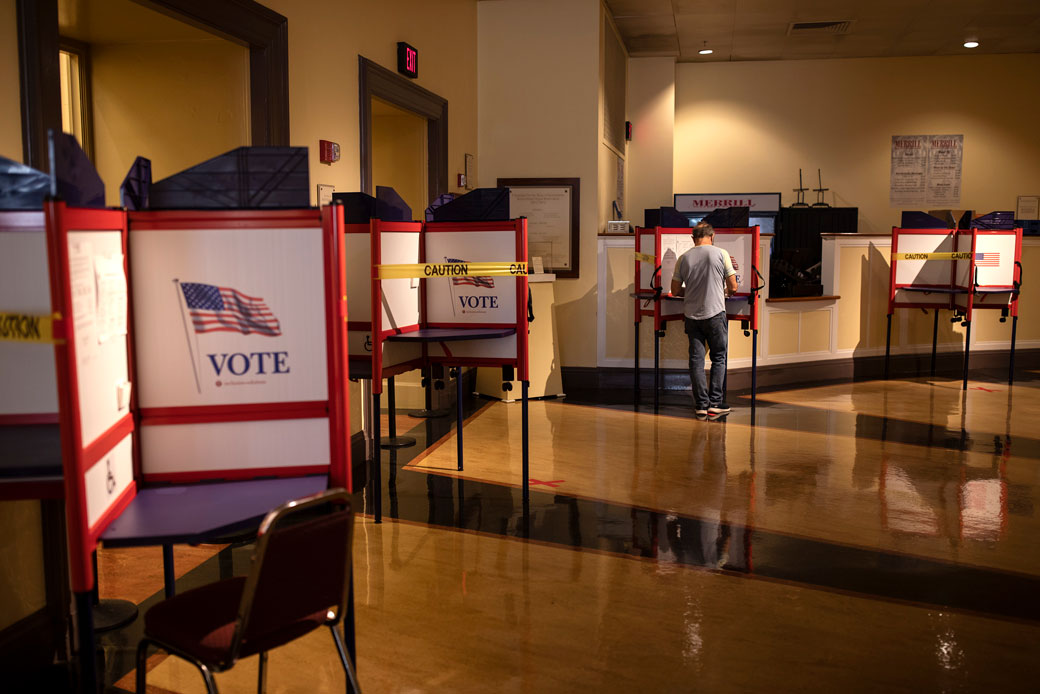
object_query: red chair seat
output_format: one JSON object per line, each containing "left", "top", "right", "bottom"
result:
{"left": 144, "top": 576, "right": 328, "bottom": 666}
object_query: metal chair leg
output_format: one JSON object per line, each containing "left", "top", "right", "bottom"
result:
{"left": 330, "top": 624, "right": 362, "bottom": 694}
{"left": 136, "top": 638, "right": 150, "bottom": 693}
{"left": 197, "top": 660, "right": 219, "bottom": 694}
{"left": 257, "top": 650, "right": 268, "bottom": 694}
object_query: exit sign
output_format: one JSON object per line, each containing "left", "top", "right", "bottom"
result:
{"left": 397, "top": 42, "right": 418, "bottom": 79}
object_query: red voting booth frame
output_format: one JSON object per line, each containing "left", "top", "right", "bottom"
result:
{"left": 43, "top": 202, "right": 351, "bottom": 597}
{"left": 885, "top": 226, "right": 1023, "bottom": 390}
{"left": 632, "top": 226, "right": 762, "bottom": 415}
{"left": 346, "top": 217, "right": 530, "bottom": 523}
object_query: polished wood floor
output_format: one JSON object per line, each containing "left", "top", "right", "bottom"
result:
{"left": 97, "top": 374, "right": 1040, "bottom": 692}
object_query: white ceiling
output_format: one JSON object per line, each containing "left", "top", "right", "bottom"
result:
{"left": 605, "top": 0, "right": 1040, "bottom": 61}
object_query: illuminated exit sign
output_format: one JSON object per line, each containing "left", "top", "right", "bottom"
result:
{"left": 397, "top": 42, "right": 418, "bottom": 79}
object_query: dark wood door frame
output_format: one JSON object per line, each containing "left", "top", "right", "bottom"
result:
{"left": 16, "top": 0, "right": 290, "bottom": 171}
{"left": 359, "top": 56, "right": 448, "bottom": 206}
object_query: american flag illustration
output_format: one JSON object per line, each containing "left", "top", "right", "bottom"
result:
{"left": 975, "top": 252, "right": 1000, "bottom": 267}
{"left": 446, "top": 257, "right": 494, "bottom": 288}
{"left": 179, "top": 282, "right": 282, "bottom": 336}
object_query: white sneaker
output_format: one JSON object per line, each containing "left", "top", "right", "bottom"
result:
{"left": 695, "top": 409, "right": 708, "bottom": 417}
{"left": 707, "top": 406, "right": 731, "bottom": 416}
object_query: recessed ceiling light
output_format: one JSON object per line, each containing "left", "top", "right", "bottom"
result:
{"left": 963, "top": 40, "right": 979, "bottom": 48}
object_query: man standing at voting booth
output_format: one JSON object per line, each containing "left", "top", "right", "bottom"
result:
{"left": 671, "top": 221, "right": 738, "bottom": 418}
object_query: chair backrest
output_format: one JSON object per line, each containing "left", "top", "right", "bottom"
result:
{"left": 231, "top": 488, "right": 353, "bottom": 657}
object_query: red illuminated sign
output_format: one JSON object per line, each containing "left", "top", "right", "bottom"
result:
{"left": 397, "top": 42, "right": 418, "bottom": 79}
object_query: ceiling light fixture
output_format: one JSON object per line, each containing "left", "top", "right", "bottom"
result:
{"left": 698, "top": 41, "right": 713, "bottom": 55}
{"left": 963, "top": 39, "right": 979, "bottom": 48}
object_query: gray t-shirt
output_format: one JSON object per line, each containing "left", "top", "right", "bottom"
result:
{"left": 675, "top": 245, "right": 736, "bottom": 320}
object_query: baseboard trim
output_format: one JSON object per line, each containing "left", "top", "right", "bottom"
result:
{"left": 565, "top": 348, "right": 1040, "bottom": 394}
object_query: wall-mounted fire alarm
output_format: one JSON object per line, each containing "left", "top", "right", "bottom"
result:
{"left": 319, "top": 140, "right": 340, "bottom": 165}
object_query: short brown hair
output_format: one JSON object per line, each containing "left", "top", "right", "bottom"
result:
{"left": 692, "top": 221, "right": 714, "bottom": 240}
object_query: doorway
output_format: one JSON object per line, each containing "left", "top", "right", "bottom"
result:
{"left": 371, "top": 97, "right": 428, "bottom": 220}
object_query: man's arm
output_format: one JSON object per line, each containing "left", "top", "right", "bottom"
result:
{"left": 722, "top": 250, "right": 738, "bottom": 297}
{"left": 671, "top": 278, "right": 684, "bottom": 297}
{"left": 725, "top": 274, "right": 738, "bottom": 297}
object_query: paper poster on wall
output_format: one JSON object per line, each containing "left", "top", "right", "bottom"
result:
{"left": 509, "top": 186, "right": 570, "bottom": 270}
{"left": 69, "top": 241, "right": 98, "bottom": 364}
{"left": 890, "top": 134, "right": 963, "bottom": 207}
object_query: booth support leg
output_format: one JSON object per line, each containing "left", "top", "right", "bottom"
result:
{"left": 456, "top": 372, "right": 464, "bottom": 472}
{"left": 75, "top": 590, "right": 99, "bottom": 694}
{"left": 345, "top": 572, "right": 356, "bottom": 677}
{"left": 381, "top": 376, "right": 416, "bottom": 449}
{"left": 522, "top": 380, "right": 530, "bottom": 535}
{"left": 1009, "top": 315, "right": 1018, "bottom": 386}
{"left": 962, "top": 321, "right": 972, "bottom": 391}
{"left": 373, "top": 390, "right": 382, "bottom": 523}
{"left": 654, "top": 330, "right": 661, "bottom": 414}
{"left": 930, "top": 309, "right": 939, "bottom": 377}
{"left": 751, "top": 329, "right": 759, "bottom": 425}
{"left": 884, "top": 314, "right": 892, "bottom": 380}
{"left": 162, "top": 544, "right": 175, "bottom": 598}
{"left": 634, "top": 322, "right": 640, "bottom": 410}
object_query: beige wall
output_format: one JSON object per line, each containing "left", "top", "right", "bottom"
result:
{"left": 266, "top": 0, "right": 477, "bottom": 205}
{"left": 91, "top": 39, "right": 250, "bottom": 207}
{"left": 478, "top": 0, "right": 602, "bottom": 368}
{"left": 627, "top": 57, "right": 675, "bottom": 223}
{"left": 1, "top": 0, "right": 22, "bottom": 162}
{"left": 674, "top": 54, "right": 1040, "bottom": 234}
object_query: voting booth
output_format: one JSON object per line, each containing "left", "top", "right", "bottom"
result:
{"left": 345, "top": 204, "right": 531, "bottom": 520}
{"left": 0, "top": 210, "right": 64, "bottom": 500}
{"left": 632, "top": 225, "right": 763, "bottom": 413}
{"left": 4, "top": 140, "right": 354, "bottom": 692}
{"left": 886, "top": 226, "right": 1023, "bottom": 388}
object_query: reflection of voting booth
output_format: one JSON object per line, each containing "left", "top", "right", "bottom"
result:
{"left": 632, "top": 225, "right": 762, "bottom": 412}
{"left": 37, "top": 144, "right": 352, "bottom": 692}
{"left": 348, "top": 206, "right": 531, "bottom": 518}
{"left": 885, "top": 226, "right": 1022, "bottom": 388}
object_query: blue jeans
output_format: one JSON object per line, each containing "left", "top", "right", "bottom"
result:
{"left": 685, "top": 311, "right": 728, "bottom": 409}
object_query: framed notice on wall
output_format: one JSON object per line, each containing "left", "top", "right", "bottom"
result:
{"left": 499, "top": 177, "right": 580, "bottom": 279}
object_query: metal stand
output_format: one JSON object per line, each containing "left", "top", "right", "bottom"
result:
{"left": 522, "top": 380, "right": 530, "bottom": 537}
{"left": 962, "top": 321, "right": 972, "bottom": 391}
{"left": 653, "top": 329, "right": 662, "bottom": 413}
{"left": 162, "top": 544, "right": 175, "bottom": 598}
{"left": 1009, "top": 315, "right": 1018, "bottom": 385}
{"left": 751, "top": 329, "right": 759, "bottom": 425}
{"left": 408, "top": 365, "right": 449, "bottom": 418}
{"left": 456, "top": 371, "right": 464, "bottom": 471}
{"left": 90, "top": 551, "right": 138, "bottom": 632}
{"left": 930, "top": 309, "right": 939, "bottom": 377}
{"left": 372, "top": 390, "right": 382, "bottom": 523}
{"left": 884, "top": 313, "right": 893, "bottom": 379}
{"left": 75, "top": 590, "right": 98, "bottom": 694}
{"left": 633, "top": 321, "right": 640, "bottom": 410}
{"left": 380, "top": 376, "right": 416, "bottom": 449}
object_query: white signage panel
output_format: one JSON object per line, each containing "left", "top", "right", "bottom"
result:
{"left": 0, "top": 227, "right": 58, "bottom": 415}
{"left": 131, "top": 227, "right": 328, "bottom": 407}
{"left": 424, "top": 231, "right": 518, "bottom": 324}
{"left": 85, "top": 434, "right": 134, "bottom": 528}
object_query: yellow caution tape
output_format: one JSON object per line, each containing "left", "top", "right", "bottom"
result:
{"left": 634, "top": 251, "right": 656, "bottom": 264}
{"left": 0, "top": 312, "right": 63, "bottom": 344}
{"left": 376, "top": 262, "right": 528, "bottom": 280}
{"left": 892, "top": 252, "right": 972, "bottom": 261}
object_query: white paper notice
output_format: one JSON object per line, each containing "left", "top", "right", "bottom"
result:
{"left": 509, "top": 187, "right": 570, "bottom": 270}
{"left": 890, "top": 134, "right": 963, "bottom": 207}
{"left": 69, "top": 241, "right": 98, "bottom": 363}
{"left": 1016, "top": 196, "right": 1039, "bottom": 221}
{"left": 94, "top": 253, "right": 128, "bottom": 344}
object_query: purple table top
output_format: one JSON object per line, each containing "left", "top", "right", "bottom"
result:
{"left": 386, "top": 327, "right": 516, "bottom": 342}
{"left": 101, "top": 475, "right": 328, "bottom": 547}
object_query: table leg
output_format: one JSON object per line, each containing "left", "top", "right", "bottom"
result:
{"left": 162, "top": 544, "right": 175, "bottom": 598}
{"left": 456, "top": 371, "right": 464, "bottom": 471}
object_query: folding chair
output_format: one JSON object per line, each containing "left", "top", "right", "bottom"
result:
{"left": 135, "top": 488, "right": 361, "bottom": 693}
